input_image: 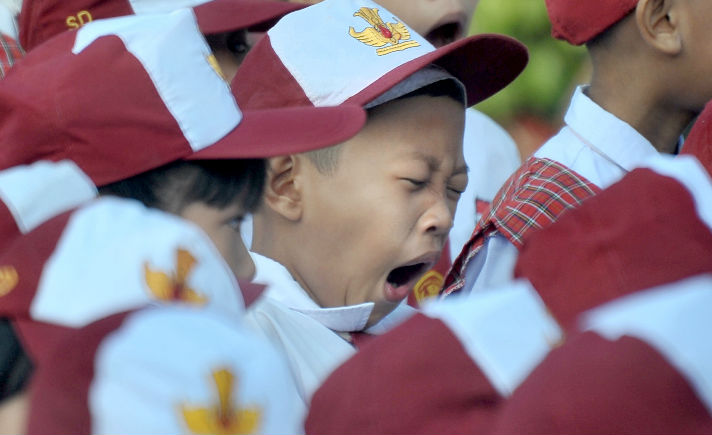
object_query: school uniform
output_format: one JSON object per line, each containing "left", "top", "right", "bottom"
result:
{"left": 458, "top": 109, "right": 521, "bottom": 236}
{"left": 305, "top": 155, "right": 712, "bottom": 435}
{"left": 244, "top": 252, "right": 416, "bottom": 405}
{"left": 443, "top": 86, "right": 659, "bottom": 296}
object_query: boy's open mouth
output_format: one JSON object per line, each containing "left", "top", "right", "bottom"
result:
{"left": 425, "top": 21, "right": 463, "bottom": 47}
{"left": 384, "top": 262, "right": 430, "bottom": 302}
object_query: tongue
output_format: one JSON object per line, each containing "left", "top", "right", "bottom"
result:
{"left": 384, "top": 281, "right": 411, "bottom": 302}
{"left": 384, "top": 263, "right": 424, "bottom": 301}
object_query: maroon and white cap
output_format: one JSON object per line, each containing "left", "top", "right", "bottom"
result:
{"left": 29, "top": 306, "right": 304, "bottom": 434}
{"left": 515, "top": 154, "right": 712, "bottom": 327}
{"left": 492, "top": 274, "right": 712, "bottom": 434}
{"left": 19, "top": 0, "right": 304, "bottom": 51}
{"left": 0, "top": 161, "right": 95, "bottom": 256}
{"left": 232, "top": 0, "right": 528, "bottom": 110}
{"left": 0, "top": 196, "right": 260, "bottom": 360}
{"left": 0, "top": 9, "right": 366, "bottom": 187}
{"left": 545, "top": 0, "right": 638, "bottom": 45}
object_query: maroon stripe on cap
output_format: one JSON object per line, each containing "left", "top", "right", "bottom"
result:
{"left": 0, "top": 210, "right": 72, "bottom": 331}
{"left": 232, "top": 34, "right": 312, "bottom": 109}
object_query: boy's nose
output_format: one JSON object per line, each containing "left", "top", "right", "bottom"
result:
{"left": 422, "top": 195, "right": 455, "bottom": 239}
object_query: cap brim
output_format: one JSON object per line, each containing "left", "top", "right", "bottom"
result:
{"left": 346, "top": 34, "right": 529, "bottom": 108}
{"left": 188, "top": 104, "right": 366, "bottom": 159}
{"left": 193, "top": 0, "right": 304, "bottom": 34}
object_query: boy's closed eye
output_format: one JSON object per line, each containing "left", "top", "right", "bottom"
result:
{"left": 447, "top": 173, "right": 468, "bottom": 197}
{"left": 402, "top": 178, "right": 428, "bottom": 189}
{"left": 226, "top": 215, "right": 246, "bottom": 232}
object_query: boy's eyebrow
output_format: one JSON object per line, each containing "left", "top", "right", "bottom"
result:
{"left": 406, "top": 151, "right": 469, "bottom": 175}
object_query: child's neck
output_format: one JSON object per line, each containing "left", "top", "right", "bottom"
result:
{"left": 586, "top": 82, "right": 694, "bottom": 155}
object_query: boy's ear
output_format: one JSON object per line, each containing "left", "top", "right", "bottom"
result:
{"left": 636, "top": 0, "right": 682, "bottom": 55}
{"left": 261, "top": 155, "right": 303, "bottom": 222}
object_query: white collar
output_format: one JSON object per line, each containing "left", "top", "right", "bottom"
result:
{"left": 564, "top": 86, "right": 658, "bottom": 172}
{"left": 250, "top": 252, "right": 415, "bottom": 333}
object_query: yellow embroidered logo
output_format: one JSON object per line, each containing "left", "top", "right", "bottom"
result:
{"left": 144, "top": 248, "right": 207, "bottom": 305}
{"left": 182, "top": 368, "right": 262, "bottom": 435}
{"left": 0, "top": 266, "right": 18, "bottom": 297}
{"left": 66, "top": 10, "right": 93, "bottom": 30}
{"left": 206, "top": 54, "right": 226, "bottom": 81}
{"left": 349, "top": 7, "right": 420, "bottom": 56}
{"left": 413, "top": 270, "right": 444, "bottom": 304}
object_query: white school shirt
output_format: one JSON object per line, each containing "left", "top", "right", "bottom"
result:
{"left": 0, "top": 3, "right": 18, "bottom": 39}
{"left": 449, "top": 109, "right": 521, "bottom": 260}
{"left": 462, "top": 86, "right": 659, "bottom": 293}
{"left": 243, "top": 252, "right": 416, "bottom": 406}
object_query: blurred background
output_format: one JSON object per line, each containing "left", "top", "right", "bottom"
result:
{"left": 470, "top": 0, "right": 589, "bottom": 159}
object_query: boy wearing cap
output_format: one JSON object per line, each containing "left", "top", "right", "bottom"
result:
{"left": 272, "top": 0, "right": 522, "bottom": 306}
{"left": 229, "top": 0, "right": 527, "bottom": 404}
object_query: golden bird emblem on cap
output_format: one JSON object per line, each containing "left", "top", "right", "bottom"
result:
{"left": 182, "top": 368, "right": 262, "bottom": 435}
{"left": 349, "top": 7, "right": 420, "bottom": 56}
{"left": 144, "top": 248, "right": 208, "bottom": 305}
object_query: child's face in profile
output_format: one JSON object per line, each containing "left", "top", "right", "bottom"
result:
{"left": 282, "top": 0, "right": 479, "bottom": 47}
{"left": 179, "top": 201, "right": 255, "bottom": 280}
{"left": 296, "top": 94, "right": 467, "bottom": 326}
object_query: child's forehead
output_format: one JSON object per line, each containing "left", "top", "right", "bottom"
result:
{"left": 339, "top": 96, "right": 466, "bottom": 163}
{"left": 365, "top": 92, "right": 466, "bottom": 126}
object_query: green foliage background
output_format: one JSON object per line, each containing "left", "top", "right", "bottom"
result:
{"left": 469, "top": 0, "right": 589, "bottom": 127}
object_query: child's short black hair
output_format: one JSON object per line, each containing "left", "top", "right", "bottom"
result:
{"left": 205, "top": 30, "right": 250, "bottom": 65}
{"left": 0, "top": 319, "right": 33, "bottom": 402}
{"left": 305, "top": 79, "right": 465, "bottom": 175}
{"left": 99, "top": 159, "right": 266, "bottom": 214}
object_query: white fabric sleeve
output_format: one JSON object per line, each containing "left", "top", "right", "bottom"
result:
{"left": 462, "top": 233, "right": 520, "bottom": 294}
